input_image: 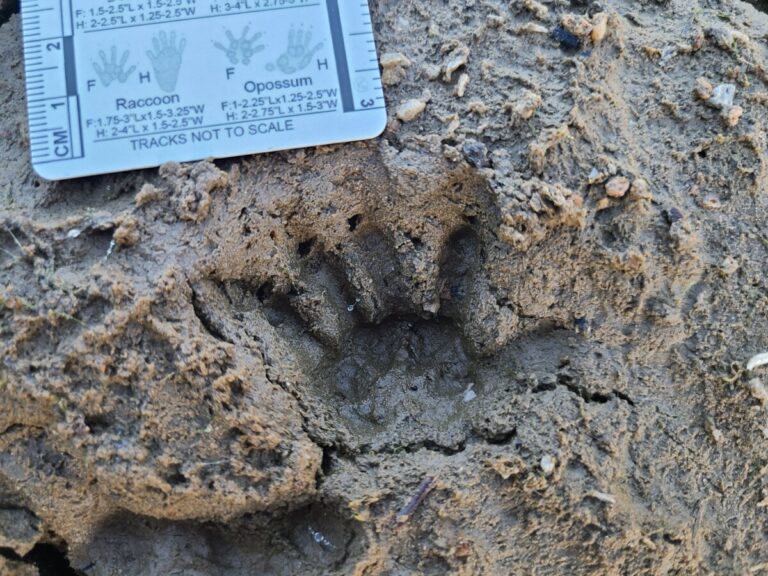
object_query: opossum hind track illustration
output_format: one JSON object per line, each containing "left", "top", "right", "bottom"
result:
{"left": 147, "top": 31, "right": 186, "bottom": 93}
{"left": 267, "top": 27, "right": 323, "bottom": 74}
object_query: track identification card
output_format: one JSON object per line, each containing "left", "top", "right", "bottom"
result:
{"left": 20, "top": 0, "right": 387, "bottom": 180}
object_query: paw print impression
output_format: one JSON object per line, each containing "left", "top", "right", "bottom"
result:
{"left": 194, "top": 216, "right": 523, "bottom": 453}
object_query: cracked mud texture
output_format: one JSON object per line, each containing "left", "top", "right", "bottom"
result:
{"left": 1, "top": 0, "right": 768, "bottom": 574}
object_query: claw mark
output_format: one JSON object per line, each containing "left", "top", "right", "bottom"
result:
{"left": 146, "top": 31, "right": 186, "bottom": 93}
{"left": 93, "top": 47, "right": 136, "bottom": 87}
{"left": 266, "top": 27, "right": 323, "bottom": 74}
{"left": 213, "top": 25, "right": 265, "bottom": 65}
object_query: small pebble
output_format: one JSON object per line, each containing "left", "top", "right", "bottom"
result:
{"left": 522, "top": 0, "right": 549, "bottom": 20}
{"left": 665, "top": 207, "right": 683, "bottom": 223}
{"left": 747, "top": 378, "right": 768, "bottom": 406}
{"left": 444, "top": 113, "right": 460, "bottom": 135}
{"left": 561, "top": 14, "right": 593, "bottom": 37}
{"left": 510, "top": 90, "right": 542, "bottom": 120}
{"left": 517, "top": 22, "right": 549, "bottom": 35}
{"left": 605, "top": 176, "right": 630, "bottom": 198}
{"left": 747, "top": 352, "right": 768, "bottom": 371}
{"left": 706, "top": 26, "right": 730, "bottom": 47}
{"left": 595, "top": 197, "right": 611, "bottom": 211}
{"left": 467, "top": 100, "right": 489, "bottom": 115}
{"left": 422, "top": 63, "right": 442, "bottom": 81}
{"left": 625, "top": 250, "right": 645, "bottom": 271}
{"left": 380, "top": 52, "right": 411, "bottom": 86}
{"left": 454, "top": 73, "right": 470, "bottom": 98}
{"left": 113, "top": 216, "right": 140, "bottom": 247}
{"left": 380, "top": 52, "right": 411, "bottom": 69}
{"left": 135, "top": 183, "right": 161, "bottom": 206}
{"left": 574, "top": 317, "right": 591, "bottom": 334}
{"left": 540, "top": 455, "right": 556, "bottom": 475}
{"left": 706, "top": 26, "right": 737, "bottom": 51}
{"left": 695, "top": 77, "right": 713, "bottom": 101}
{"left": 720, "top": 255, "right": 739, "bottom": 275}
{"left": 552, "top": 26, "right": 582, "bottom": 51}
{"left": 462, "top": 140, "right": 488, "bottom": 168}
{"left": 591, "top": 12, "right": 608, "bottom": 44}
{"left": 642, "top": 46, "right": 662, "bottom": 59}
{"left": 442, "top": 145, "right": 462, "bottom": 163}
{"left": 396, "top": 99, "right": 426, "bottom": 122}
{"left": 691, "top": 28, "right": 705, "bottom": 51}
{"left": 586, "top": 490, "right": 616, "bottom": 505}
{"left": 443, "top": 45, "right": 470, "bottom": 82}
{"left": 708, "top": 84, "right": 736, "bottom": 110}
{"left": 723, "top": 105, "right": 743, "bottom": 127}
{"left": 588, "top": 167, "right": 607, "bottom": 184}
{"left": 630, "top": 178, "right": 652, "bottom": 201}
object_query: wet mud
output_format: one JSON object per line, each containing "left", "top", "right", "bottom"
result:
{"left": 1, "top": 0, "right": 768, "bottom": 574}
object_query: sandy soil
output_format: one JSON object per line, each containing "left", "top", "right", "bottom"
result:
{"left": 1, "top": 0, "right": 768, "bottom": 574}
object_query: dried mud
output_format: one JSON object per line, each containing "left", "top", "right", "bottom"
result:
{"left": 2, "top": 0, "right": 768, "bottom": 574}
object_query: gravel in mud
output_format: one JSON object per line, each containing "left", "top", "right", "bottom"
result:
{"left": 1, "top": 0, "right": 768, "bottom": 574}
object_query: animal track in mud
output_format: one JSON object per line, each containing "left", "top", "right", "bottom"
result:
{"left": 196, "top": 224, "right": 515, "bottom": 452}
{"left": 73, "top": 504, "right": 365, "bottom": 576}
{"left": 195, "top": 221, "right": 631, "bottom": 455}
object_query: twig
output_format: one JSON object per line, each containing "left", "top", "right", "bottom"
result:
{"left": 3, "top": 226, "right": 24, "bottom": 251}
{"left": 0, "top": 246, "right": 18, "bottom": 260}
{"left": 396, "top": 476, "right": 436, "bottom": 523}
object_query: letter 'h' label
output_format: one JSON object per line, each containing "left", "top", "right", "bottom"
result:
{"left": 20, "top": 0, "right": 387, "bottom": 180}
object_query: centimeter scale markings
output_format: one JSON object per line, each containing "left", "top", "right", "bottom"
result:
{"left": 20, "top": 0, "right": 386, "bottom": 180}
{"left": 22, "top": 0, "right": 84, "bottom": 166}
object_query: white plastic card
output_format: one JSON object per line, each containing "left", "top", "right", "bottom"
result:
{"left": 20, "top": 0, "right": 387, "bottom": 180}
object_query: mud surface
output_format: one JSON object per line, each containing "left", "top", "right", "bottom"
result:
{"left": 2, "top": 0, "right": 768, "bottom": 574}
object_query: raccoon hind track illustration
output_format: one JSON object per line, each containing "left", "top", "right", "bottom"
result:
{"left": 147, "top": 30, "right": 186, "bottom": 93}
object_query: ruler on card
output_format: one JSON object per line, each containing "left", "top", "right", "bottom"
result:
{"left": 20, "top": 0, "right": 387, "bottom": 180}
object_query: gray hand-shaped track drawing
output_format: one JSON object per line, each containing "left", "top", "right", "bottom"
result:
{"left": 267, "top": 28, "right": 323, "bottom": 74}
{"left": 93, "top": 47, "right": 136, "bottom": 87}
{"left": 214, "top": 25, "right": 265, "bottom": 65}
{"left": 146, "top": 31, "right": 186, "bottom": 93}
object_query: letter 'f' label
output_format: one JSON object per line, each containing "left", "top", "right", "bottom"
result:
{"left": 20, "top": 0, "right": 387, "bottom": 180}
